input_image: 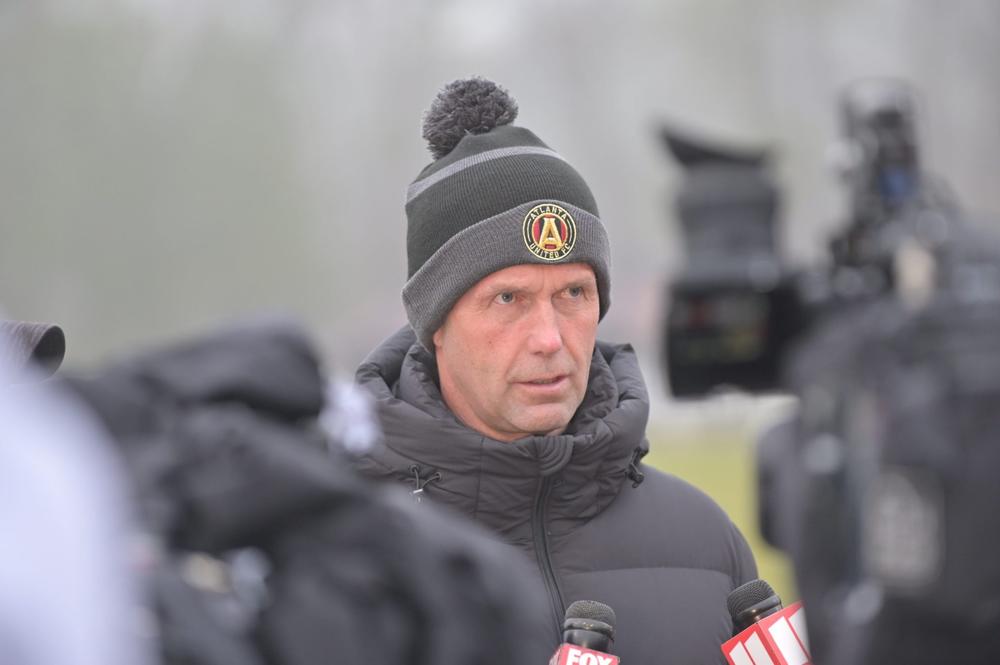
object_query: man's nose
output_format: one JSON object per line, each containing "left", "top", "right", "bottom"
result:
{"left": 526, "top": 302, "right": 564, "bottom": 355}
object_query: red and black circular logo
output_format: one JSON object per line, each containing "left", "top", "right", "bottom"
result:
{"left": 522, "top": 203, "right": 577, "bottom": 261}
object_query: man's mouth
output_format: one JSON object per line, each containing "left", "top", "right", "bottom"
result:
{"left": 522, "top": 375, "right": 567, "bottom": 386}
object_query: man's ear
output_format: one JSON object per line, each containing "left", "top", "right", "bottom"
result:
{"left": 432, "top": 326, "right": 444, "bottom": 351}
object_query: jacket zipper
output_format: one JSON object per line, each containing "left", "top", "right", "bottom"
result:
{"left": 532, "top": 475, "right": 566, "bottom": 641}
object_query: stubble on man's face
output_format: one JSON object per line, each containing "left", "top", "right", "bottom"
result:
{"left": 433, "top": 262, "right": 600, "bottom": 442}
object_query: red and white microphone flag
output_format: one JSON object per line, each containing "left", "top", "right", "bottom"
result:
{"left": 549, "top": 643, "right": 620, "bottom": 665}
{"left": 721, "top": 601, "right": 811, "bottom": 665}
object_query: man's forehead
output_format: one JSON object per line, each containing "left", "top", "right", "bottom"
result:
{"left": 474, "top": 262, "right": 596, "bottom": 289}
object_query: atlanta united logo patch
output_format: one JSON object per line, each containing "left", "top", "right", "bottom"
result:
{"left": 522, "top": 203, "right": 577, "bottom": 261}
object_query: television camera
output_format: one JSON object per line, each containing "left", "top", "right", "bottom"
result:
{"left": 661, "top": 79, "right": 1000, "bottom": 664}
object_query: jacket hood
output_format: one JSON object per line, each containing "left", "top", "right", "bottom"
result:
{"left": 354, "top": 326, "right": 650, "bottom": 542}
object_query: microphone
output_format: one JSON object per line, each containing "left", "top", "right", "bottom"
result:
{"left": 549, "top": 600, "right": 620, "bottom": 665}
{"left": 729, "top": 579, "right": 784, "bottom": 634}
{"left": 0, "top": 320, "right": 66, "bottom": 378}
{"left": 721, "top": 580, "right": 811, "bottom": 665}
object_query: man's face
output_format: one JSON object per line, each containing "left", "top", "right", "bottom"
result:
{"left": 433, "top": 262, "right": 599, "bottom": 442}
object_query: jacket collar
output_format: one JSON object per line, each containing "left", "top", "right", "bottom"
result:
{"left": 355, "top": 326, "right": 650, "bottom": 535}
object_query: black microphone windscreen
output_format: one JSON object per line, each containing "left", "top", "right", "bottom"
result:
{"left": 565, "top": 600, "right": 616, "bottom": 628}
{"left": 727, "top": 579, "right": 778, "bottom": 619}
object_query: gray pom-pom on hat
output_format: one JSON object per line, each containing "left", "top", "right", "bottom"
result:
{"left": 403, "top": 77, "right": 611, "bottom": 351}
{"left": 422, "top": 77, "right": 519, "bottom": 159}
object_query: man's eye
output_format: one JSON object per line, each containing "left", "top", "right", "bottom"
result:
{"left": 567, "top": 286, "right": 584, "bottom": 298}
{"left": 495, "top": 292, "right": 515, "bottom": 304}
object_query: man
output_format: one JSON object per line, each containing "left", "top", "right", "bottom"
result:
{"left": 356, "top": 78, "right": 757, "bottom": 664}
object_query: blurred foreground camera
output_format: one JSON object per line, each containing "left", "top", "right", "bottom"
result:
{"left": 58, "top": 320, "right": 551, "bottom": 665}
{"left": 774, "top": 232, "right": 1000, "bottom": 664}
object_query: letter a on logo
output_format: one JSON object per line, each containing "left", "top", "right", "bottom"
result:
{"left": 538, "top": 216, "right": 565, "bottom": 251}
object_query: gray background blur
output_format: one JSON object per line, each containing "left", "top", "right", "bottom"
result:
{"left": 2, "top": 0, "right": 999, "bottom": 427}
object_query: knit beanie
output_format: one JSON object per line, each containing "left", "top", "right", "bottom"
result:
{"left": 402, "top": 78, "right": 612, "bottom": 351}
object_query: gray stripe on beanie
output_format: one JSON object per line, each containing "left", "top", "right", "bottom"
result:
{"left": 406, "top": 146, "right": 568, "bottom": 203}
{"left": 402, "top": 200, "right": 611, "bottom": 351}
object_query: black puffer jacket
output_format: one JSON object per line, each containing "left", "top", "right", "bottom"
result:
{"left": 356, "top": 327, "right": 757, "bottom": 665}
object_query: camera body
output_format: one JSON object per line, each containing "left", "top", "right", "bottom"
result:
{"left": 660, "top": 127, "right": 802, "bottom": 396}
{"left": 663, "top": 81, "right": 929, "bottom": 399}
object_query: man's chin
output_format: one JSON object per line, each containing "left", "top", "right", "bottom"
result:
{"left": 513, "top": 408, "right": 574, "bottom": 438}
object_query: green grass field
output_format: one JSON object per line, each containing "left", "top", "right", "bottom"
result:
{"left": 644, "top": 423, "right": 797, "bottom": 603}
